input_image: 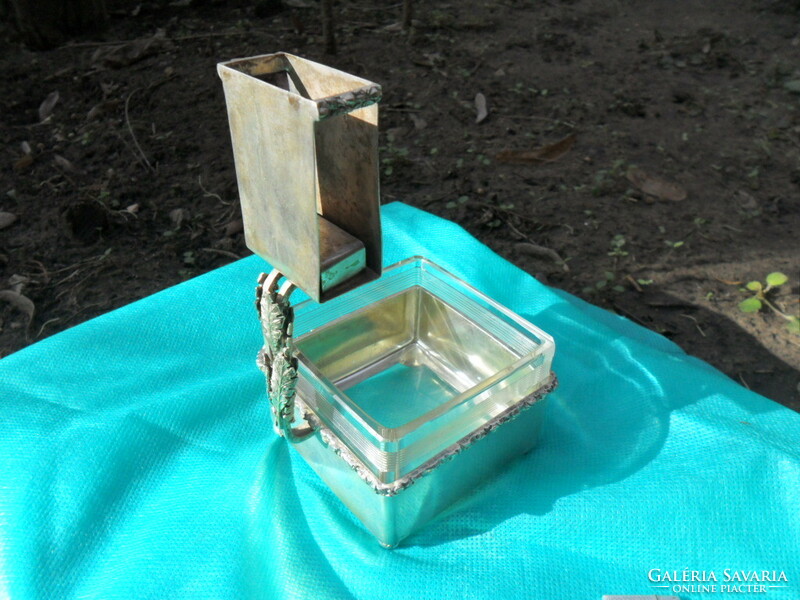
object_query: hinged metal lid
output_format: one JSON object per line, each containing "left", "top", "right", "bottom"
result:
{"left": 218, "top": 52, "right": 382, "bottom": 302}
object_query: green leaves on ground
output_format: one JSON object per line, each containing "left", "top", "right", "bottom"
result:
{"left": 735, "top": 272, "right": 798, "bottom": 335}
{"left": 738, "top": 297, "right": 762, "bottom": 313}
{"left": 765, "top": 272, "right": 788, "bottom": 287}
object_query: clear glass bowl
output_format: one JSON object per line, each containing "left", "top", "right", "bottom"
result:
{"left": 289, "top": 256, "right": 556, "bottom": 546}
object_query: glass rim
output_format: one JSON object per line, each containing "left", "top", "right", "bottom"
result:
{"left": 292, "top": 256, "right": 555, "bottom": 443}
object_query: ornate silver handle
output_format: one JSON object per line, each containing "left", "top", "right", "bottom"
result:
{"left": 255, "top": 270, "right": 314, "bottom": 443}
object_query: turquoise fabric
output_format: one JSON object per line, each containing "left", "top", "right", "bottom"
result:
{"left": 1, "top": 202, "right": 798, "bottom": 600}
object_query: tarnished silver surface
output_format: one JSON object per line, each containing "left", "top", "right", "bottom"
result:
{"left": 218, "top": 52, "right": 382, "bottom": 302}
{"left": 255, "top": 270, "right": 313, "bottom": 442}
{"left": 316, "top": 84, "right": 382, "bottom": 120}
{"left": 300, "top": 373, "right": 558, "bottom": 496}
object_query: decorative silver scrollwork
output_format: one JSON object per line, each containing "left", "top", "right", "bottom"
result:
{"left": 255, "top": 270, "right": 314, "bottom": 442}
{"left": 315, "top": 84, "right": 382, "bottom": 120}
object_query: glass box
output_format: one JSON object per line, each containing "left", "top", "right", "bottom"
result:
{"left": 288, "top": 257, "right": 556, "bottom": 547}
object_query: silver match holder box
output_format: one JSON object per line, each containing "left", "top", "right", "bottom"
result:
{"left": 218, "top": 53, "right": 557, "bottom": 548}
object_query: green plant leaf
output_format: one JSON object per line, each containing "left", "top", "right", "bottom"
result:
{"left": 738, "top": 297, "right": 762, "bottom": 313}
{"left": 786, "top": 318, "right": 800, "bottom": 335}
{"left": 746, "top": 280, "right": 762, "bottom": 292}
{"left": 766, "top": 272, "right": 788, "bottom": 287}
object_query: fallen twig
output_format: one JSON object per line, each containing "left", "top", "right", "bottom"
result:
{"left": 497, "top": 134, "right": 576, "bottom": 165}
{"left": 125, "top": 89, "right": 156, "bottom": 173}
{"left": 62, "top": 30, "right": 251, "bottom": 49}
{"left": 48, "top": 250, "right": 112, "bottom": 276}
{"left": 626, "top": 274, "right": 643, "bottom": 293}
{"left": 738, "top": 372, "right": 750, "bottom": 390}
{"left": 504, "top": 219, "right": 566, "bottom": 272}
{"left": 201, "top": 248, "right": 241, "bottom": 260}
{"left": 466, "top": 199, "right": 548, "bottom": 228}
{"left": 680, "top": 313, "right": 707, "bottom": 337}
{"left": 198, "top": 175, "right": 224, "bottom": 203}
{"left": 504, "top": 218, "right": 532, "bottom": 242}
{"left": 36, "top": 317, "right": 62, "bottom": 338}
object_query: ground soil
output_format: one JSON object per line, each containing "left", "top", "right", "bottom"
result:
{"left": 1, "top": 0, "right": 799, "bottom": 409}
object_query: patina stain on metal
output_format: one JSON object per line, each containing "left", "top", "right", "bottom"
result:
{"left": 217, "top": 52, "right": 382, "bottom": 302}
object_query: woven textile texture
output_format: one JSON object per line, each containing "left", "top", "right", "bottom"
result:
{"left": 1, "top": 203, "right": 798, "bottom": 600}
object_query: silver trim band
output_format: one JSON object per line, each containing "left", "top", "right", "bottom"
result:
{"left": 298, "top": 372, "right": 558, "bottom": 497}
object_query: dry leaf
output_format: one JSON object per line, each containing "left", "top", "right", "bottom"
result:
{"left": 54, "top": 154, "right": 78, "bottom": 173}
{"left": 733, "top": 189, "right": 759, "bottom": 212}
{"left": 39, "top": 91, "right": 60, "bottom": 122}
{"left": 0, "top": 212, "right": 18, "bottom": 230}
{"left": 423, "top": 52, "right": 444, "bottom": 66}
{"left": 0, "top": 289, "right": 35, "bottom": 326}
{"left": 92, "top": 32, "right": 166, "bottom": 68}
{"left": 224, "top": 219, "right": 243, "bottom": 236}
{"left": 87, "top": 103, "right": 103, "bottom": 121}
{"left": 784, "top": 80, "right": 800, "bottom": 94}
{"left": 8, "top": 274, "right": 30, "bottom": 293}
{"left": 626, "top": 167, "right": 687, "bottom": 201}
{"left": 409, "top": 113, "right": 427, "bottom": 130}
{"left": 13, "top": 154, "right": 34, "bottom": 171}
{"left": 87, "top": 99, "right": 119, "bottom": 121}
{"left": 515, "top": 242, "right": 569, "bottom": 272}
{"left": 715, "top": 277, "right": 743, "bottom": 286}
{"left": 496, "top": 134, "right": 576, "bottom": 164}
{"left": 516, "top": 242, "right": 569, "bottom": 272}
{"left": 170, "top": 208, "right": 188, "bottom": 228}
{"left": 475, "top": 92, "right": 488, "bottom": 124}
